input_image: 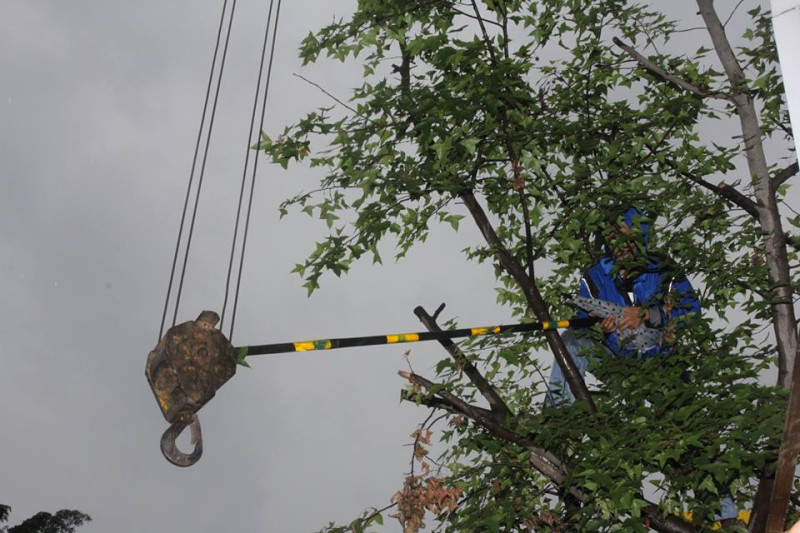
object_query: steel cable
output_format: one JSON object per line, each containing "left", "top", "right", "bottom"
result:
{"left": 170, "top": 0, "right": 240, "bottom": 329}
{"left": 228, "top": 0, "right": 282, "bottom": 340}
{"left": 159, "top": 0, "right": 233, "bottom": 340}
{"left": 220, "top": 0, "right": 277, "bottom": 333}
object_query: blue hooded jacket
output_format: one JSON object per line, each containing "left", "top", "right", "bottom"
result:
{"left": 576, "top": 208, "right": 700, "bottom": 359}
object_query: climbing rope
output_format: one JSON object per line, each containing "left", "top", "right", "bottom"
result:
{"left": 159, "top": 0, "right": 239, "bottom": 340}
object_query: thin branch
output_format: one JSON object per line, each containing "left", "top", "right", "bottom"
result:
{"left": 452, "top": 7, "right": 503, "bottom": 28}
{"left": 663, "top": 159, "right": 760, "bottom": 218}
{"left": 659, "top": 156, "right": 800, "bottom": 253}
{"left": 781, "top": 197, "right": 800, "bottom": 217}
{"left": 459, "top": 190, "right": 596, "bottom": 411}
{"left": 452, "top": 27, "right": 589, "bottom": 408}
{"left": 409, "top": 410, "right": 438, "bottom": 475}
{"left": 722, "top": 0, "right": 747, "bottom": 28}
{"left": 773, "top": 161, "right": 799, "bottom": 188}
{"left": 292, "top": 73, "right": 377, "bottom": 125}
{"left": 414, "top": 305, "right": 513, "bottom": 419}
{"left": 355, "top": 502, "right": 398, "bottom": 529}
{"left": 500, "top": 2, "right": 510, "bottom": 60}
{"left": 470, "top": 0, "right": 498, "bottom": 66}
{"left": 612, "top": 37, "right": 735, "bottom": 102}
{"left": 672, "top": 26, "right": 708, "bottom": 34}
{"left": 513, "top": 161, "right": 536, "bottom": 281}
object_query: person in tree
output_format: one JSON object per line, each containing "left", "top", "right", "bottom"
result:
{"left": 546, "top": 207, "right": 738, "bottom": 524}
{"left": 547, "top": 206, "right": 700, "bottom": 404}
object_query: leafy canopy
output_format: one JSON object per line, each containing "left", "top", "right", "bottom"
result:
{"left": 0, "top": 506, "right": 91, "bottom": 533}
{"left": 260, "top": 0, "right": 795, "bottom": 530}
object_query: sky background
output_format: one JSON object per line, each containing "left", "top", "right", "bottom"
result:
{"left": 0, "top": 1, "right": 792, "bottom": 532}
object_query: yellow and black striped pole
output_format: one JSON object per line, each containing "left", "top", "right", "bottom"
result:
{"left": 237, "top": 316, "right": 599, "bottom": 358}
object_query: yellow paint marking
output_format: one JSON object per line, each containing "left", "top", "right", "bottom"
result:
{"left": 493, "top": 326, "right": 501, "bottom": 334}
{"left": 158, "top": 397, "right": 170, "bottom": 412}
{"left": 557, "top": 320, "right": 570, "bottom": 328}
{"left": 387, "top": 333, "right": 419, "bottom": 343}
{"left": 677, "top": 510, "right": 750, "bottom": 530}
{"left": 471, "top": 328, "right": 488, "bottom": 336}
{"left": 294, "top": 341, "right": 317, "bottom": 352}
{"left": 542, "top": 321, "right": 550, "bottom": 330}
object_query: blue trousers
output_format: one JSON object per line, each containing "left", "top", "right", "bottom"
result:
{"left": 546, "top": 330, "right": 738, "bottom": 521}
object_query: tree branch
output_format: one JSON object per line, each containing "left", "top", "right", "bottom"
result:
{"left": 292, "top": 73, "right": 378, "bottom": 126}
{"left": 773, "top": 161, "right": 798, "bottom": 188}
{"left": 659, "top": 156, "right": 760, "bottom": 218}
{"left": 660, "top": 153, "right": 800, "bottom": 253}
{"left": 452, "top": 7, "right": 503, "bottom": 28}
{"left": 398, "top": 370, "right": 577, "bottom": 498}
{"left": 398, "top": 371, "right": 697, "bottom": 533}
{"left": 514, "top": 162, "right": 536, "bottom": 280}
{"left": 459, "top": 190, "right": 596, "bottom": 412}
{"left": 414, "top": 305, "right": 513, "bottom": 419}
{"left": 470, "top": 0, "right": 498, "bottom": 66}
{"left": 612, "top": 37, "right": 734, "bottom": 102}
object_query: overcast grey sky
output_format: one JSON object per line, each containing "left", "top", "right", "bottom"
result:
{"left": 0, "top": 1, "right": 788, "bottom": 532}
{"left": 0, "top": 1, "right": 502, "bottom": 531}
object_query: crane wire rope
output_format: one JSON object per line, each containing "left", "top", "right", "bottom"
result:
{"left": 171, "top": 0, "right": 240, "bottom": 330}
{"left": 227, "top": 0, "right": 283, "bottom": 341}
{"left": 158, "top": 0, "right": 232, "bottom": 340}
{"left": 158, "top": 0, "right": 239, "bottom": 340}
{"left": 219, "top": 0, "right": 280, "bottom": 337}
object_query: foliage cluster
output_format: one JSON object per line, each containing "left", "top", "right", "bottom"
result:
{"left": 0, "top": 505, "right": 91, "bottom": 533}
{"left": 260, "top": 0, "right": 797, "bottom": 530}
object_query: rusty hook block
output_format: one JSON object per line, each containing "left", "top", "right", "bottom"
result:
{"left": 145, "top": 311, "right": 236, "bottom": 467}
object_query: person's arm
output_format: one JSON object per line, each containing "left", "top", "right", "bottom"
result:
{"left": 578, "top": 275, "right": 621, "bottom": 332}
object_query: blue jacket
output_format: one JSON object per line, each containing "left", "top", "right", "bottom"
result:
{"left": 576, "top": 210, "right": 700, "bottom": 359}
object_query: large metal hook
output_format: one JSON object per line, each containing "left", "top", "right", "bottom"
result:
{"left": 160, "top": 414, "right": 203, "bottom": 467}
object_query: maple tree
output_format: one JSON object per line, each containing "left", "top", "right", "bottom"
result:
{"left": 262, "top": 0, "right": 799, "bottom": 531}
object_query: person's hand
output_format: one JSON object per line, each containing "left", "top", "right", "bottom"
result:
{"left": 787, "top": 519, "right": 800, "bottom": 533}
{"left": 617, "top": 306, "right": 648, "bottom": 331}
{"left": 598, "top": 314, "right": 617, "bottom": 333}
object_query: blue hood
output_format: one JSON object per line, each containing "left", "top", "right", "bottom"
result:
{"left": 599, "top": 207, "right": 651, "bottom": 276}
{"left": 622, "top": 207, "right": 650, "bottom": 250}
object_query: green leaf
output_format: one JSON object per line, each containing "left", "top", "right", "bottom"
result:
{"left": 235, "top": 347, "right": 251, "bottom": 368}
{"left": 461, "top": 137, "right": 479, "bottom": 155}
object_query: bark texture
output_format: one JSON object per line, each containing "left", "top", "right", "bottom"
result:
{"left": 695, "top": 1, "right": 798, "bottom": 530}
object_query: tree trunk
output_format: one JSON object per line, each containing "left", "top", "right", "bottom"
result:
{"left": 696, "top": 1, "right": 799, "bottom": 530}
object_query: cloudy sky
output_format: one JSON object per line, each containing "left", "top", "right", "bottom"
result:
{"left": 0, "top": 1, "right": 502, "bottom": 531}
{"left": 0, "top": 1, "right": 790, "bottom": 532}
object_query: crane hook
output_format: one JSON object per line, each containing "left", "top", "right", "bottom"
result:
{"left": 160, "top": 414, "right": 203, "bottom": 467}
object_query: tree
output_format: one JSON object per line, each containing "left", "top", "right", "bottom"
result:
{"left": 0, "top": 506, "right": 90, "bottom": 533}
{"left": 261, "top": 0, "right": 798, "bottom": 531}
